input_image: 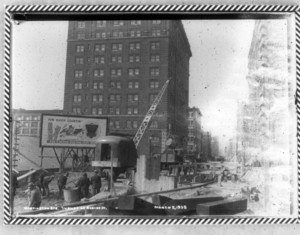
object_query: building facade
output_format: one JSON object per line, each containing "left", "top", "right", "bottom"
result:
{"left": 187, "top": 107, "right": 202, "bottom": 157}
{"left": 63, "top": 20, "right": 192, "bottom": 156}
{"left": 237, "top": 19, "right": 292, "bottom": 165}
{"left": 12, "top": 109, "right": 63, "bottom": 136}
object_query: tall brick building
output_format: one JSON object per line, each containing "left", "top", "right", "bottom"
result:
{"left": 63, "top": 20, "right": 192, "bottom": 156}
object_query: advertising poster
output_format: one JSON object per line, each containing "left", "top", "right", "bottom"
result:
{"left": 40, "top": 114, "right": 107, "bottom": 147}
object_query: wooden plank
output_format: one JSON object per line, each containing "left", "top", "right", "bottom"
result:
{"left": 196, "top": 197, "right": 248, "bottom": 215}
{"left": 163, "top": 196, "right": 224, "bottom": 215}
{"left": 17, "top": 169, "right": 38, "bottom": 181}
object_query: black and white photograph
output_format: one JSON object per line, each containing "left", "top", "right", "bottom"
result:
{"left": 5, "top": 8, "right": 299, "bottom": 222}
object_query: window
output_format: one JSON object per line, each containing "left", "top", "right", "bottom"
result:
{"left": 76, "top": 45, "right": 84, "bottom": 52}
{"left": 129, "top": 42, "right": 140, "bottom": 50}
{"left": 109, "top": 94, "right": 121, "bottom": 102}
{"left": 31, "top": 129, "right": 38, "bottom": 135}
{"left": 130, "top": 20, "right": 141, "bottom": 25}
{"left": 95, "top": 44, "right": 105, "bottom": 52}
{"left": 94, "top": 69, "right": 104, "bottom": 77}
{"left": 110, "top": 81, "right": 121, "bottom": 89}
{"left": 112, "top": 30, "right": 123, "bottom": 38}
{"left": 73, "top": 107, "right": 81, "bottom": 114}
{"left": 92, "top": 94, "right": 103, "bottom": 102}
{"left": 152, "top": 20, "right": 161, "bottom": 24}
{"left": 151, "top": 42, "right": 160, "bottom": 50}
{"left": 116, "top": 108, "right": 120, "bottom": 115}
{"left": 150, "top": 68, "right": 160, "bottom": 76}
{"left": 128, "top": 82, "right": 139, "bottom": 89}
{"left": 152, "top": 136, "right": 160, "bottom": 142}
{"left": 128, "top": 68, "right": 140, "bottom": 76}
{"left": 75, "top": 70, "right": 83, "bottom": 78}
{"left": 130, "top": 30, "right": 141, "bottom": 37}
{"left": 93, "top": 82, "right": 104, "bottom": 89}
{"left": 151, "top": 29, "right": 161, "bottom": 36}
{"left": 133, "top": 121, "right": 138, "bottom": 128}
{"left": 31, "top": 122, "right": 39, "bottom": 128}
{"left": 150, "top": 121, "right": 158, "bottom": 129}
{"left": 95, "top": 32, "right": 106, "bottom": 39}
{"left": 128, "top": 94, "right": 139, "bottom": 102}
{"left": 77, "top": 33, "right": 85, "bottom": 39}
{"left": 129, "top": 55, "right": 140, "bottom": 62}
{"left": 78, "top": 21, "right": 86, "bottom": 28}
{"left": 96, "top": 21, "right": 106, "bottom": 27}
{"left": 110, "top": 120, "right": 120, "bottom": 129}
{"left": 22, "top": 129, "right": 30, "bottom": 135}
{"left": 74, "top": 82, "right": 82, "bottom": 89}
{"left": 75, "top": 57, "right": 84, "bottom": 65}
{"left": 113, "top": 21, "right": 124, "bottom": 26}
{"left": 111, "top": 69, "right": 122, "bottom": 77}
{"left": 112, "top": 43, "right": 123, "bottom": 51}
{"left": 73, "top": 95, "right": 82, "bottom": 103}
{"left": 150, "top": 81, "right": 159, "bottom": 88}
{"left": 150, "top": 55, "right": 160, "bottom": 62}
{"left": 133, "top": 107, "right": 138, "bottom": 114}
{"left": 92, "top": 107, "right": 103, "bottom": 115}
{"left": 94, "top": 56, "right": 105, "bottom": 64}
{"left": 111, "top": 56, "right": 122, "bottom": 63}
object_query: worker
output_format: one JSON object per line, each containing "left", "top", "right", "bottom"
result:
{"left": 12, "top": 172, "right": 18, "bottom": 197}
{"left": 76, "top": 173, "right": 90, "bottom": 198}
{"left": 27, "top": 182, "right": 42, "bottom": 209}
{"left": 72, "top": 153, "right": 79, "bottom": 170}
{"left": 57, "top": 172, "right": 69, "bottom": 199}
{"left": 43, "top": 175, "right": 55, "bottom": 197}
{"left": 37, "top": 171, "right": 45, "bottom": 196}
{"left": 106, "top": 170, "right": 115, "bottom": 191}
{"left": 90, "top": 170, "right": 102, "bottom": 196}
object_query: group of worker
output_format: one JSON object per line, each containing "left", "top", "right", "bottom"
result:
{"left": 57, "top": 171, "right": 102, "bottom": 200}
{"left": 14, "top": 168, "right": 110, "bottom": 210}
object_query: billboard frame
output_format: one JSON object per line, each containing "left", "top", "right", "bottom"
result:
{"left": 39, "top": 113, "right": 109, "bottom": 148}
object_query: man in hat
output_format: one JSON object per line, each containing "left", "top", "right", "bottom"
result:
{"left": 43, "top": 175, "right": 55, "bottom": 197}
{"left": 57, "top": 172, "right": 69, "bottom": 199}
{"left": 76, "top": 173, "right": 90, "bottom": 199}
{"left": 90, "top": 170, "right": 102, "bottom": 196}
{"left": 27, "top": 182, "right": 42, "bottom": 209}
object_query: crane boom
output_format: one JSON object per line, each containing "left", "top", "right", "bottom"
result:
{"left": 133, "top": 79, "right": 170, "bottom": 148}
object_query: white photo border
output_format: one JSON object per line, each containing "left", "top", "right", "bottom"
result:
{"left": 3, "top": 4, "right": 300, "bottom": 225}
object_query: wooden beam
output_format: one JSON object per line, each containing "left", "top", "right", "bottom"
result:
{"left": 196, "top": 197, "right": 248, "bottom": 215}
{"left": 163, "top": 196, "right": 224, "bottom": 215}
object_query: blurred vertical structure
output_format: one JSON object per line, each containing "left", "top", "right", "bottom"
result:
{"left": 238, "top": 18, "right": 295, "bottom": 215}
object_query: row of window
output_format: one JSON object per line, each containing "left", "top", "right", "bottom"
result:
{"left": 74, "top": 81, "right": 159, "bottom": 90}
{"left": 77, "top": 20, "right": 162, "bottom": 29}
{"left": 19, "top": 128, "right": 39, "bottom": 135}
{"left": 75, "top": 41, "right": 160, "bottom": 53}
{"left": 74, "top": 68, "right": 161, "bottom": 78}
{"left": 74, "top": 54, "right": 161, "bottom": 65}
{"left": 73, "top": 94, "right": 158, "bottom": 103}
{"left": 15, "top": 115, "right": 40, "bottom": 121}
{"left": 76, "top": 29, "right": 163, "bottom": 40}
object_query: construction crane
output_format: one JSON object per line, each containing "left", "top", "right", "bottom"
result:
{"left": 133, "top": 79, "right": 170, "bottom": 148}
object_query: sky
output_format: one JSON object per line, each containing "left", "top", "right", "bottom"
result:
{"left": 11, "top": 19, "right": 255, "bottom": 148}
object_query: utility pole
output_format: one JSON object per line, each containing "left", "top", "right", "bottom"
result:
{"left": 12, "top": 120, "right": 21, "bottom": 169}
